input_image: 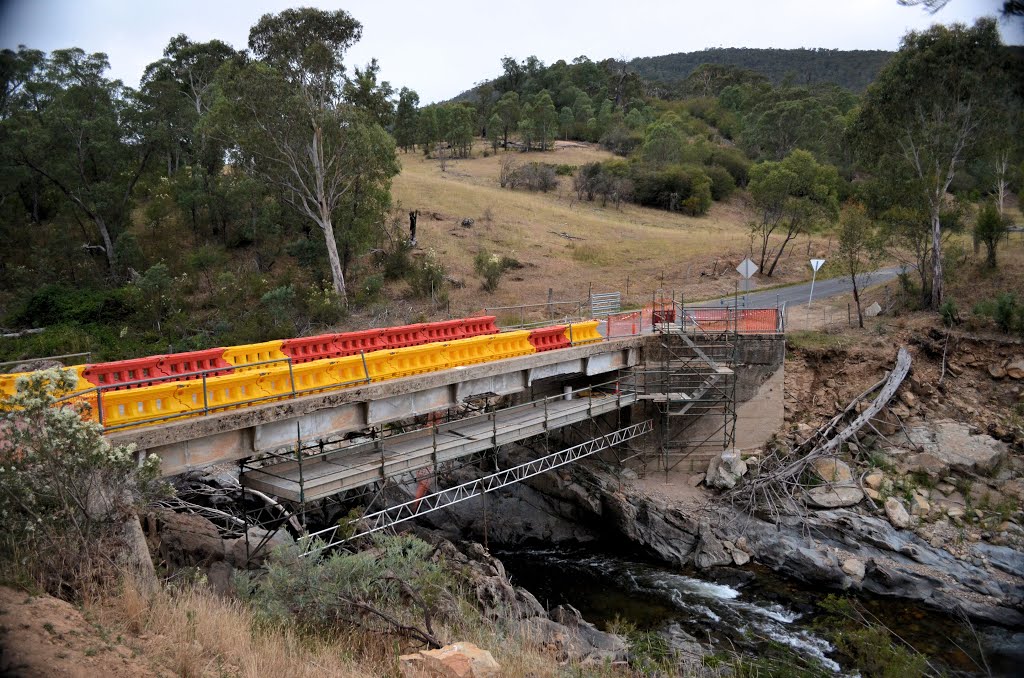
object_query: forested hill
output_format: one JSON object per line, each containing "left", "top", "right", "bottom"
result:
{"left": 628, "top": 48, "right": 893, "bottom": 92}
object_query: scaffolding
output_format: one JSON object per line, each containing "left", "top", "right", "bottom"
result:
{"left": 622, "top": 291, "right": 738, "bottom": 475}
{"left": 235, "top": 379, "right": 639, "bottom": 559}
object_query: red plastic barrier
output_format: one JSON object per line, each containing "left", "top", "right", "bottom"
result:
{"left": 156, "top": 348, "right": 234, "bottom": 380}
{"left": 82, "top": 356, "right": 166, "bottom": 390}
{"left": 281, "top": 334, "right": 342, "bottom": 364}
{"left": 463, "top": 315, "right": 499, "bottom": 337}
{"left": 380, "top": 323, "right": 427, "bottom": 349}
{"left": 332, "top": 329, "right": 387, "bottom": 356}
{"left": 421, "top": 319, "right": 468, "bottom": 342}
{"left": 652, "top": 307, "right": 676, "bottom": 324}
{"left": 527, "top": 325, "right": 571, "bottom": 352}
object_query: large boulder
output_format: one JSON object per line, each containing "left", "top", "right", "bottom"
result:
{"left": 523, "top": 606, "right": 627, "bottom": 664}
{"left": 693, "top": 522, "right": 732, "bottom": 569}
{"left": 1006, "top": 358, "right": 1024, "bottom": 380}
{"left": 806, "top": 458, "right": 862, "bottom": 508}
{"left": 154, "top": 509, "right": 225, "bottom": 565}
{"left": 806, "top": 485, "right": 864, "bottom": 508}
{"left": 812, "top": 458, "right": 854, "bottom": 483}
{"left": 905, "top": 421, "right": 1008, "bottom": 475}
{"left": 705, "top": 449, "right": 748, "bottom": 490}
{"left": 399, "top": 642, "right": 500, "bottom": 678}
{"left": 226, "top": 526, "right": 295, "bottom": 567}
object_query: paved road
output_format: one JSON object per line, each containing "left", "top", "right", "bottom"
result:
{"left": 699, "top": 266, "right": 903, "bottom": 309}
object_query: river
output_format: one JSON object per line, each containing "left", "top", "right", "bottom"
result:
{"left": 497, "top": 544, "right": 1023, "bottom": 676}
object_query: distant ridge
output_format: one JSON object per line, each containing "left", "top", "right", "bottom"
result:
{"left": 628, "top": 47, "right": 893, "bottom": 92}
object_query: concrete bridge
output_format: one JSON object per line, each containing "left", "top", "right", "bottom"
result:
{"left": 111, "top": 336, "right": 645, "bottom": 476}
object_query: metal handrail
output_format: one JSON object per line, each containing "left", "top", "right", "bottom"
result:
{"left": 0, "top": 351, "right": 93, "bottom": 370}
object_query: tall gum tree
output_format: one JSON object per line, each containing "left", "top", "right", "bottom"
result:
{"left": 851, "top": 18, "right": 1005, "bottom": 308}
{"left": 212, "top": 8, "right": 397, "bottom": 304}
{"left": 7, "top": 48, "right": 152, "bottom": 280}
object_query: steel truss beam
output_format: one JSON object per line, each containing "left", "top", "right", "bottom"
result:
{"left": 300, "top": 419, "right": 653, "bottom": 555}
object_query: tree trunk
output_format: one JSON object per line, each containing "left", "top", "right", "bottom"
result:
{"left": 851, "top": 274, "right": 864, "bottom": 328}
{"left": 94, "top": 214, "right": 117, "bottom": 279}
{"left": 930, "top": 205, "right": 943, "bottom": 309}
{"left": 995, "top": 152, "right": 1008, "bottom": 216}
{"left": 319, "top": 216, "right": 347, "bottom": 303}
{"left": 766, "top": 230, "right": 796, "bottom": 277}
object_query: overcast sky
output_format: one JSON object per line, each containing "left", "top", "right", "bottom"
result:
{"left": 0, "top": 0, "right": 1019, "bottom": 103}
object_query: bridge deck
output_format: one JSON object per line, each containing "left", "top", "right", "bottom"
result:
{"left": 242, "top": 391, "right": 637, "bottom": 502}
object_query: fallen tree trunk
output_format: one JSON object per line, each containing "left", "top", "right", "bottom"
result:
{"left": 729, "top": 347, "right": 912, "bottom": 518}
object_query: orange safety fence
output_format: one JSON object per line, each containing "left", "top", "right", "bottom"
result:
{"left": 604, "top": 306, "right": 783, "bottom": 336}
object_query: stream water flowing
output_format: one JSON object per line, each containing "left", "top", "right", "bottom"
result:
{"left": 497, "top": 544, "right": 1023, "bottom": 675}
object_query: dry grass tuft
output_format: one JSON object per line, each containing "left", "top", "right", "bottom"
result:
{"left": 94, "top": 577, "right": 380, "bottom": 677}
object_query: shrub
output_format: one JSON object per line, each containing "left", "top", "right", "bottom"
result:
{"left": 939, "top": 298, "right": 960, "bottom": 327}
{"left": 631, "top": 164, "right": 713, "bottom": 215}
{"left": 704, "top": 164, "right": 737, "bottom": 201}
{"left": 241, "top": 534, "right": 453, "bottom": 648}
{"left": 408, "top": 250, "right": 448, "bottom": 301}
{"left": 554, "top": 163, "right": 577, "bottom": 176}
{"left": 0, "top": 369, "right": 167, "bottom": 598}
{"left": 505, "top": 163, "right": 558, "bottom": 192}
{"left": 474, "top": 250, "right": 518, "bottom": 292}
{"left": 974, "top": 292, "right": 1023, "bottom": 335}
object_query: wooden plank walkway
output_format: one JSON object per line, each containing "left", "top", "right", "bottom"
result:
{"left": 242, "top": 391, "right": 637, "bottom": 502}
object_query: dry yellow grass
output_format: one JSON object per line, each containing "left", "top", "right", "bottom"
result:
{"left": 391, "top": 140, "right": 829, "bottom": 316}
{"left": 89, "top": 577, "right": 573, "bottom": 678}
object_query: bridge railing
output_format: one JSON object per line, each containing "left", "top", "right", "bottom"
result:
{"left": 53, "top": 355, "right": 373, "bottom": 432}
{"left": 37, "top": 322, "right": 613, "bottom": 433}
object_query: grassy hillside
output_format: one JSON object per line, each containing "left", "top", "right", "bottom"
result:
{"left": 628, "top": 48, "right": 893, "bottom": 91}
{"left": 391, "top": 141, "right": 829, "bottom": 321}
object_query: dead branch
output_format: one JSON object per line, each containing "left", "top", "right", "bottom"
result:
{"left": 729, "top": 347, "right": 912, "bottom": 518}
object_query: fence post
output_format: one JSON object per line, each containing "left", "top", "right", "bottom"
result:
{"left": 202, "top": 372, "right": 209, "bottom": 415}
{"left": 360, "top": 350, "right": 371, "bottom": 384}
{"left": 287, "top": 357, "right": 296, "bottom": 398}
{"left": 96, "top": 387, "right": 104, "bottom": 426}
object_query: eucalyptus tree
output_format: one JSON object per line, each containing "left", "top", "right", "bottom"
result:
{"left": 212, "top": 8, "right": 398, "bottom": 303}
{"left": 6, "top": 48, "right": 153, "bottom": 279}
{"left": 748, "top": 149, "right": 840, "bottom": 277}
{"left": 851, "top": 18, "right": 1006, "bottom": 308}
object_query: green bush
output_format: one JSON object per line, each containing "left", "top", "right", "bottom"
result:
{"left": 939, "top": 298, "right": 960, "bottom": 327}
{"left": 241, "top": 534, "right": 454, "bottom": 646}
{"left": 474, "top": 250, "right": 518, "bottom": 292}
{"left": 631, "top": 164, "right": 714, "bottom": 215}
{"left": 9, "top": 284, "right": 138, "bottom": 327}
{"left": 974, "top": 292, "right": 1024, "bottom": 335}
{"left": 554, "top": 163, "right": 577, "bottom": 176}
{"left": 704, "top": 164, "right": 737, "bottom": 201}
{"left": 409, "top": 250, "right": 448, "bottom": 301}
{"left": 0, "top": 369, "right": 167, "bottom": 598}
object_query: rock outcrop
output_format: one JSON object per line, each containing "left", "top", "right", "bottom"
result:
{"left": 705, "top": 449, "right": 748, "bottom": 489}
{"left": 399, "top": 642, "right": 500, "bottom": 678}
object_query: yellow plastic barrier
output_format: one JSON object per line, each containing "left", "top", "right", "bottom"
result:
{"left": 362, "top": 351, "right": 397, "bottom": 381}
{"left": 98, "top": 381, "right": 190, "bottom": 427}
{"left": 1, "top": 365, "right": 94, "bottom": 400}
{"left": 221, "top": 340, "right": 287, "bottom": 372}
{"left": 489, "top": 330, "right": 537, "bottom": 360}
{"left": 445, "top": 335, "right": 496, "bottom": 367}
{"left": 0, "top": 372, "right": 23, "bottom": 398}
{"left": 388, "top": 343, "right": 452, "bottom": 378}
{"left": 565, "top": 321, "right": 602, "bottom": 346}
{"left": 195, "top": 370, "right": 275, "bottom": 411}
